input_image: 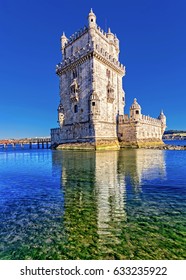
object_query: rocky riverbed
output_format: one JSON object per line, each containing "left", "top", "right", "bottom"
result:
{"left": 144, "top": 144, "right": 186, "bottom": 150}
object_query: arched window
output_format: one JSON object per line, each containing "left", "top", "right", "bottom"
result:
{"left": 136, "top": 110, "right": 139, "bottom": 114}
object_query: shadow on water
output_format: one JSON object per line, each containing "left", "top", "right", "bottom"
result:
{"left": 0, "top": 149, "right": 185, "bottom": 259}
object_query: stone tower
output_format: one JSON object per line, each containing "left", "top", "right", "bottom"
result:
{"left": 51, "top": 9, "right": 125, "bottom": 149}
{"left": 51, "top": 9, "right": 166, "bottom": 149}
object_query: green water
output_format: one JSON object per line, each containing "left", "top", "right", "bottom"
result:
{"left": 0, "top": 149, "right": 185, "bottom": 259}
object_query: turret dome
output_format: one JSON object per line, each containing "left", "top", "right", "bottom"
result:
{"left": 89, "top": 8, "right": 96, "bottom": 17}
{"left": 158, "top": 110, "right": 166, "bottom": 123}
{"left": 88, "top": 8, "right": 96, "bottom": 27}
{"left": 130, "top": 98, "right": 141, "bottom": 110}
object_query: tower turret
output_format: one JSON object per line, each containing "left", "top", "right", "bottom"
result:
{"left": 130, "top": 98, "right": 141, "bottom": 121}
{"left": 107, "top": 28, "right": 115, "bottom": 41}
{"left": 158, "top": 110, "right": 166, "bottom": 134}
{"left": 114, "top": 34, "right": 120, "bottom": 55}
{"left": 51, "top": 10, "right": 125, "bottom": 150}
{"left": 61, "top": 32, "right": 68, "bottom": 57}
{"left": 158, "top": 110, "right": 166, "bottom": 122}
{"left": 88, "top": 8, "right": 96, "bottom": 28}
{"left": 114, "top": 34, "right": 119, "bottom": 47}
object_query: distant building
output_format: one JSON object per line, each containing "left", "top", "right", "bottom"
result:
{"left": 51, "top": 9, "right": 166, "bottom": 149}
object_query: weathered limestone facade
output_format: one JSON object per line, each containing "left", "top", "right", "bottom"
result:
{"left": 51, "top": 9, "right": 166, "bottom": 149}
{"left": 118, "top": 99, "right": 166, "bottom": 147}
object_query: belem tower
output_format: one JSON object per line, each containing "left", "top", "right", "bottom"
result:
{"left": 51, "top": 9, "right": 166, "bottom": 150}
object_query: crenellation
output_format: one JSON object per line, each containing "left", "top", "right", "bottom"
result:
{"left": 64, "top": 26, "right": 88, "bottom": 49}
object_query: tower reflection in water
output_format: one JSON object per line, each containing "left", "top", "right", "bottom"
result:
{"left": 52, "top": 149, "right": 166, "bottom": 259}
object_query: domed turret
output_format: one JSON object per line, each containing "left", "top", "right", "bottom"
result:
{"left": 88, "top": 8, "right": 96, "bottom": 28}
{"left": 158, "top": 110, "right": 166, "bottom": 122}
{"left": 130, "top": 98, "right": 141, "bottom": 121}
{"left": 107, "top": 27, "right": 115, "bottom": 41}
{"left": 61, "top": 32, "right": 68, "bottom": 56}
{"left": 114, "top": 34, "right": 119, "bottom": 49}
{"left": 158, "top": 110, "right": 166, "bottom": 134}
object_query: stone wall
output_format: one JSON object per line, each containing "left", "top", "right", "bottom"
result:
{"left": 58, "top": 59, "right": 93, "bottom": 126}
{"left": 136, "top": 120, "right": 162, "bottom": 140}
{"left": 51, "top": 122, "right": 94, "bottom": 144}
{"left": 118, "top": 116, "right": 164, "bottom": 147}
{"left": 65, "top": 32, "right": 89, "bottom": 59}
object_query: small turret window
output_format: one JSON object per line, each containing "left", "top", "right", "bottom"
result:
{"left": 136, "top": 110, "right": 139, "bottom": 114}
{"left": 91, "top": 19, "right": 93, "bottom": 22}
{"left": 92, "top": 102, "right": 95, "bottom": 106}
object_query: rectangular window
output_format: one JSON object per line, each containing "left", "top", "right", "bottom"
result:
{"left": 74, "top": 105, "right": 78, "bottom": 113}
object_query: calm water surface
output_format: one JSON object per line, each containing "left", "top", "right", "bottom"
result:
{"left": 0, "top": 147, "right": 185, "bottom": 260}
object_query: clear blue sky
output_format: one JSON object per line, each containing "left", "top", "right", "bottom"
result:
{"left": 0, "top": 0, "right": 186, "bottom": 138}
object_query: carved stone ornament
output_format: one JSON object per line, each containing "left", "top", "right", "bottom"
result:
{"left": 70, "top": 79, "right": 79, "bottom": 102}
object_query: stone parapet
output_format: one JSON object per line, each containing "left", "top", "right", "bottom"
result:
{"left": 119, "top": 114, "right": 162, "bottom": 126}
{"left": 93, "top": 46, "right": 125, "bottom": 74}
{"left": 141, "top": 114, "right": 162, "bottom": 125}
{"left": 56, "top": 46, "right": 93, "bottom": 75}
{"left": 56, "top": 45, "right": 124, "bottom": 76}
{"left": 64, "top": 26, "right": 88, "bottom": 48}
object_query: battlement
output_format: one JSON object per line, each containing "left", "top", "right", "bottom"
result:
{"left": 62, "top": 24, "right": 118, "bottom": 48}
{"left": 141, "top": 114, "right": 162, "bottom": 125}
{"left": 95, "top": 24, "right": 119, "bottom": 45}
{"left": 63, "top": 26, "right": 88, "bottom": 48}
{"left": 118, "top": 114, "right": 162, "bottom": 126}
{"left": 58, "top": 9, "right": 122, "bottom": 75}
{"left": 94, "top": 41, "right": 124, "bottom": 72}
{"left": 56, "top": 39, "right": 124, "bottom": 75}
{"left": 56, "top": 40, "right": 93, "bottom": 75}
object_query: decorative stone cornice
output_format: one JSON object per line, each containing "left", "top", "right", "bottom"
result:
{"left": 93, "top": 52, "right": 125, "bottom": 75}
{"left": 56, "top": 49, "right": 125, "bottom": 76}
{"left": 56, "top": 51, "right": 93, "bottom": 75}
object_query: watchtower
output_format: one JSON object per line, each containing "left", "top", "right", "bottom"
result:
{"left": 51, "top": 9, "right": 125, "bottom": 149}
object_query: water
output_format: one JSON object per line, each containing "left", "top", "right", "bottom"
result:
{"left": 163, "top": 139, "right": 186, "bottom": 146}
{"left": 0, "top": 148, "right": 185, "bottom": 260}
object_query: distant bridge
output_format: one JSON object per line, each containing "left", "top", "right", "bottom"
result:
{"left": 0, "top": 137, "right": 51, "bottom": 149}
{"left": 163, "top": 134, "right": 186, "bottom": 140}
